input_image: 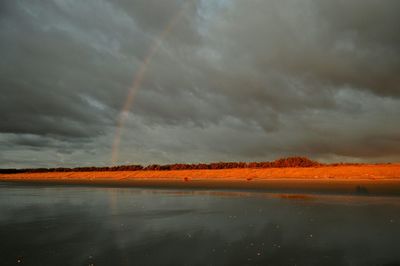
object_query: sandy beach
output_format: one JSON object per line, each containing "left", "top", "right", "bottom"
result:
{"left": 1, "top": 164, "right": 400, "bottom": 195}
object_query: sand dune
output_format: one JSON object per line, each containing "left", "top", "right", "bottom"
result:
{"left": 1, "top": 164, "right": 400, "bottom": 195}
{"left": 1, "top": 164, "right": 400, "bottom": 180}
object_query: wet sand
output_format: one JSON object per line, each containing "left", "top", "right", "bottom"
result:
{"left": 2, "top": 183, "right": 400, "bottom": 265}
{"left": 1, "top": 164, "right": 400, "bottom": 195}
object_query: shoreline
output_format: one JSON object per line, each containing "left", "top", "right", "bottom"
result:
{"left": 1, "top": 164, "right": 400, "bottom": 196}
{"left": 2, "top": 178, "right": 400, "bottom": 196}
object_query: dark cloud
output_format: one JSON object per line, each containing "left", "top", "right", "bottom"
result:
{"left": 1, "top": 0, "right": 400, "bottom": 167}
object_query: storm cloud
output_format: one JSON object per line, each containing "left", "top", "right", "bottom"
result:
{"left": 1, "top": 0, "right": 399, "bottom": 167}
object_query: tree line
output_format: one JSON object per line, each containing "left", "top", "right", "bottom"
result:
{"left": 0, "top": 157, "right": 327, "bottom": 173}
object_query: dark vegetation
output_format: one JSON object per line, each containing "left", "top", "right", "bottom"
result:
{"left": 0, "top": 156, "right": 364, "bottom": 174}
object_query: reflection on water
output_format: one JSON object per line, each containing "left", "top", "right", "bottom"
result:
{"left": 1, "top": 183, "right": 400, "bottom": 266}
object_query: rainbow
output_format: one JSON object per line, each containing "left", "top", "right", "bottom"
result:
{"left": 111, "top": 1, "right": 195, "bottom": 164}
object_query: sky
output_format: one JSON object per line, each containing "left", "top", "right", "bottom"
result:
{"left": 1, "top": 0, "right": 400, "bottom": 168}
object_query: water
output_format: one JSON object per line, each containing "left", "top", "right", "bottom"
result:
{"left": 1, "top": 183, "right": 400, "bottom": 266}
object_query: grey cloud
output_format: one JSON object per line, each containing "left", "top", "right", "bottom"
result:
{"left": 1, "top": 0, "right": 400, "bottom": 167}
{"left": 205, "top": 0, "right": 400, "bottom": 98}
{"left": 113, "top": 0, "right": 202, "bottom": 45}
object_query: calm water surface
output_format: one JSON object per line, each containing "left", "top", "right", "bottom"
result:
{"left": 1, "top": 182, "right": 400, "bottom": 266}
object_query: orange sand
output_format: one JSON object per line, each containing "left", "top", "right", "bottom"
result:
{"left": 1, "top": 164, "right": 400, "bottom": 195}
